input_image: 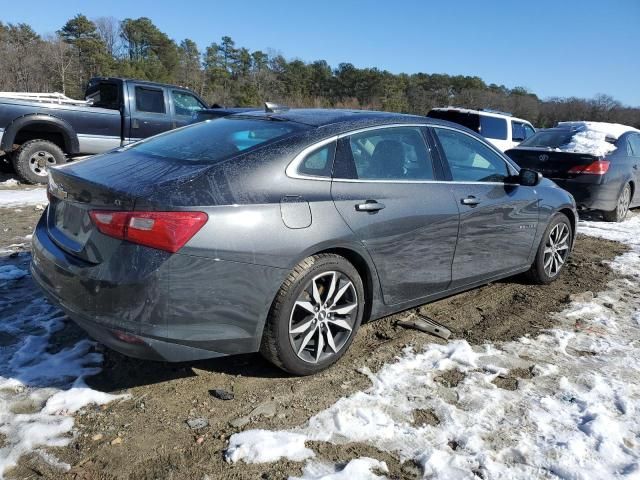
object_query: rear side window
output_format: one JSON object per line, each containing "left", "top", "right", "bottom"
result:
{"left": 297, "top": 142, "right": 336, "bottom": 177}
{"left": 135, "top": 87, "right": 166, "bottom": 113}
{"left": 129, "top": 118, "right": 309, "bottom": 163}
{"left": 337, "top": 126, "right": 435, "bottom": 180}
{"left": 434, "top": 127, "right": 511, "bottom": 182}
{"left": 628, "top": 134, "right": 640, "bottom": 156}
{"left": 479, "top": 116, "right": 507, "bottom": 140}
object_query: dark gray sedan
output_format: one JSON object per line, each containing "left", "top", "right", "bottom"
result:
{"left": 506, "top": 125, "right": 640, "bottom": 222}
{"left": 31, "top": 109, "right": 577, "bottom": 375}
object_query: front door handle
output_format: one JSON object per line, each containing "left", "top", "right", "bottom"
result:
{"left": 355, "top": 200, "right": 386, "bottom": 212}
{"left": 461, "top": 196, "right": 481, "bottom": 206}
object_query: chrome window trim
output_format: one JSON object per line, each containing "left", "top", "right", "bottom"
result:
{"left": 285, "top": 136, "right": 338, "bottom": 180}
{"left": 285, "top": 122, "right": 521, "bottom": 186}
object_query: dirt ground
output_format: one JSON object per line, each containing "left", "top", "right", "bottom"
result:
{"left": 1, "top": 180, "right": 630, "bottom": 479}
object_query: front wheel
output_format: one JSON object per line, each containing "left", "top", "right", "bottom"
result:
{"left": 603, "top": 183, "right": 631, "bottom": 222}
{"left": 526, "top": 213, "right": 572, "bottom": 285}
{"left": 260, "top": 254, "right": 365, "bottom": 375}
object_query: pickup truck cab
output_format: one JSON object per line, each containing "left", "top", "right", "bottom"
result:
{"left": 0, "top": 78, "right": 208, "bottom": 183}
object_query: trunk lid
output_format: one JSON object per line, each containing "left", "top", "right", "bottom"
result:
{"left": 505, "top": 147, "right": 601, "bottom": 179}
{"left": 47, "top": 150, "right": 212, "bottom": 263}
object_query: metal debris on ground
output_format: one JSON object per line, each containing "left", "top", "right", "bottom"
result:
{"left": 397, "top": 313, "right": 452, "bottom": 340}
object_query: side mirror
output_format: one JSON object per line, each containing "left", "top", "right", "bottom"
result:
{"left": 519, "top": 168, "right": 542, "bottom": 187}
{"left": 512, "top": 135, "right": 525, "bottom": 142}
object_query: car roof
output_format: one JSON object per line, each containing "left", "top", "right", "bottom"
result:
{"left": 228, "top": 108, "right": 435, "bottom": 129}
{"left": 90, "top": 77, "right": 196, "bottom": 91}
{"left": 430, "top": 106, "right": 532, "bottom": 124}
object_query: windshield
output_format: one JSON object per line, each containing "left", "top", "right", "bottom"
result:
{"left": 519, "top": 129, "right": 575, "bottom": 148}
{"left": 130, "top": 117, "right": 310, "bottom": 162}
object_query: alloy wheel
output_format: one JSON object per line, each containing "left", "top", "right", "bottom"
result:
{"left": 29, "top": 151, "right": 57, "bottom": 177}
{"left": 617, "top": 185, "right": 631, "bottom": 220}
{"left": 543, "top": 223, "right": 570, "bottom": 277}
{"left": 288, "top": 271, "right": 358, "bottom": 364}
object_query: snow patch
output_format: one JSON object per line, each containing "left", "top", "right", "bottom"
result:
{"left": 0, "top": 188, "right": 47, "bottom": 208}
{"left": 227, "top": 214, "right": 640, "bottom": 479}
{"left": 225, "top": 430, "right": 314, "bottom": 464}
{"left": 290, "top": 458, "right": 389, "bottom": 480}
{"left": 556, "top": 121, "right": 639, "bottom": 157}
{"left": 0, "top": 259, "right": 126, "bottom": 478}
{"left": 0, "top": 266, "right": 27, "bottom": 282}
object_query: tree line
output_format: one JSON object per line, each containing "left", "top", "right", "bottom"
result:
{"left": 1, "top": 14, "right": 639, "bottom": 128}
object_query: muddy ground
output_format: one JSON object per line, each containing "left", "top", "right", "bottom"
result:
{"left": 1, "top": 179, "right": 630, "bottom": 479}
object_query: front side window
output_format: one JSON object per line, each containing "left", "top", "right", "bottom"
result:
{"left": 479, "top": 116, "right": 508, "bottom": 140}
{"left": 524, "top": 124, "right": 536, "bottom": 139}
{"left": 434, "top": 127, "right": 511, "bottom": 183}
{"left": 337, "top": 127, "right": 435, "bottom": 180}
{"left": 297, "top": 142, "right": 336, "bottom": 177}
{"left": 135, "top": 87, "right": 166, "bottom": 114}
{"left": 130, "top": 117, "right": 309, "bottom": 163}
{"left": 172, "top": 90, "right": 205, "bottom": 116}
{"left": 512, "top": 121, "right": 526, "bottom": 142}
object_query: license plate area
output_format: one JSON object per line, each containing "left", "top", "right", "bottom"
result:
{"left": 49, "top": 200, "right": 93, "bottom": 253}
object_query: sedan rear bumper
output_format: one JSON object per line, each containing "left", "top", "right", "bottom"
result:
{"left": 551, "top": 178, "right": 619, "bottom": 212}
{"left": 30, "top": 211, "right": 283, "bottom": 362}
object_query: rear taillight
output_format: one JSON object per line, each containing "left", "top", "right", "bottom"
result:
{"left": 89, "top": 210, "right": 207, "bottom": 253}
{"left": 568, "top": 160, "right": 610, "bottom": 175}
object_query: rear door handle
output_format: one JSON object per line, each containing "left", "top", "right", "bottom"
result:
{"left": 461, "top": 196, "right": 481, "bottom": 206}
{"left": 355, "top": 200, "right": 386, "bottom": 212}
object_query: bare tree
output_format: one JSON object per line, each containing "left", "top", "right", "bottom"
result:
{"left": 94, "top": 16, "right": 121, "bottom": 57}
{"left": 44, "top": 34, "right": 77, "bottom": 95}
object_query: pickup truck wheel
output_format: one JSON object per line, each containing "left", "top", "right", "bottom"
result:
{"left": 12, "top": 140, "right": 67, "bottom": 184}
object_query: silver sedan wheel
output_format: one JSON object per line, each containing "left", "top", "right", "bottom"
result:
{"left": 543, "top": 223, "right": 570, "bottom": 277}
{"left": 288, "top": 271, "right": 358, "bottom": 364}
{"left": 29, "top": 151, "right": 57, "bottom": 177}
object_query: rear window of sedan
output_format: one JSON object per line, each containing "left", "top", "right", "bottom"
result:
{"left": 129, "top": 118, "right": 310, "bottom": 162}
{"left": 520, "top": 129, "right": 574, "bottom": 148}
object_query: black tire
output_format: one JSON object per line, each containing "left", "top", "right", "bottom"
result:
{"left": 12, "top": 139, "right": 67, "bottom": 184}
{"left": 260, "top": 254, "right": 365, "bottom": 375}
{"left": 602, "top": 183, "right": 632, "bottom": 222}
{"left": 526, "top": 213, "right": 573, "bottom": 285}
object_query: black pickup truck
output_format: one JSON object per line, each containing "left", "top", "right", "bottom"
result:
{"left": 0, "top": 78, "right": 210, "bottom": 184}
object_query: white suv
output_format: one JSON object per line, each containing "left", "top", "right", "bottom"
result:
{"left": 427, "top": 107, "right": 536, "bottom": 151}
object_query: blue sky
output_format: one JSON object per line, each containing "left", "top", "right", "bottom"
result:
{"left": 3, "top": 0, "right": 639, "bottom": 106}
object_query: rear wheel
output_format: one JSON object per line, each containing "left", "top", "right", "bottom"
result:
{"left": 527, "top": 213, "right": 572, "bottom": 285}
{"left": 260, "top": 254, "right": 365, "bottom": 375}
{"left": 603, "top": 183, "right": 631, "bottom": 222}
{"left": 12, "top": 139, "right": 67, "bottom": 184}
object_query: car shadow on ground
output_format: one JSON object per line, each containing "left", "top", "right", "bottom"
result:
{"left": 0, "top": 153, "right": 14, "bottom": 175}
{"left": 87, "top": 350, "right": 288, "bottom": 393}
